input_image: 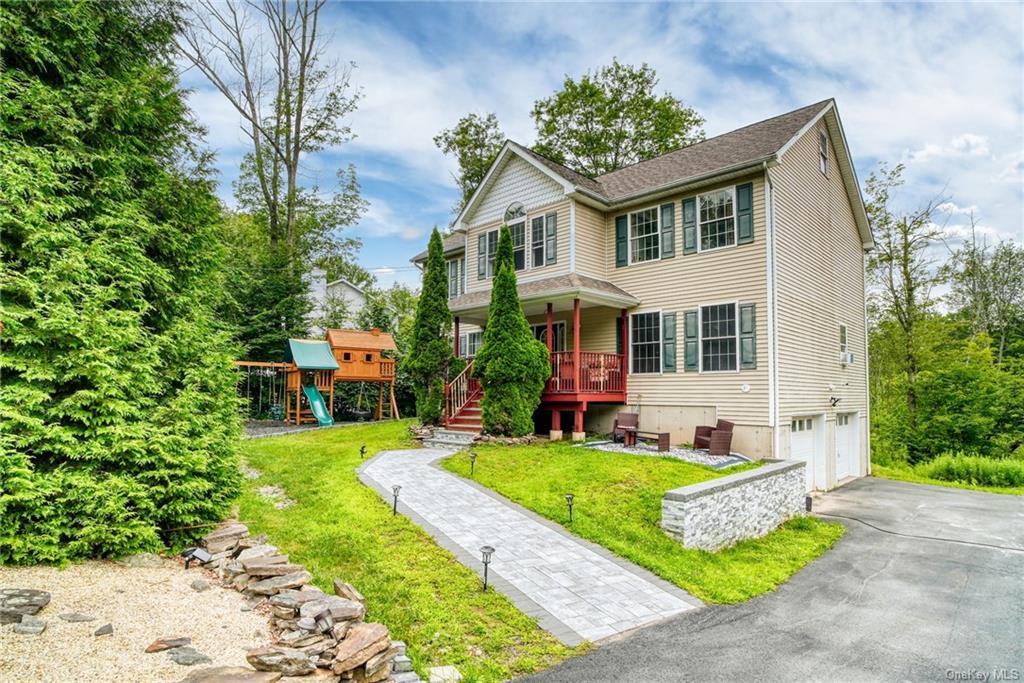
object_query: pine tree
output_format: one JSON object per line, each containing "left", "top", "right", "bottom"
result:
{"left": 404, "top": 229, "right": 456, "bottom": 424}
{"left": 474, "top": 227, "right": 550, "bottom": 436}
{"left": 0, "top": 1, "right": 241, "bottom": 563}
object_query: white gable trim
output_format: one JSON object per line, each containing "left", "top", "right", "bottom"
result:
{"left": 776, "top": 100, "right": 873, "bottom": 249}
{"left": 454, "top": 141, "right": 575, "bottom": 230}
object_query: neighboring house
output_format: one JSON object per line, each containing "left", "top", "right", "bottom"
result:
{"left": 413, "top": 99, "right": 871, "bottom": 492}
{"left": 307, "top": 268, "right": 367, "bottom": 334}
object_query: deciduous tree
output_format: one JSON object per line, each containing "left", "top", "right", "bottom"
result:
{"left": 434, "top": 113, "right": 505, "bottom": 215}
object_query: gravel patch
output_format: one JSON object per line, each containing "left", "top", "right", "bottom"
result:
{"left": 243, "top": 420, "right": 361, "bottom": 440}
{"left": 0, "top": 560, "right": 270, "bottom": 682}
{"left": 581, "top": 440, "right": 751, "bottom": 469}
{"left": 256, "top": 485, "right": 295, "bottom": 510}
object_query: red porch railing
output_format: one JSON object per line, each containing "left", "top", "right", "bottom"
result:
{"left": 546, "top": 351, "right": 624, "bottom": 395}
{"left": 444, "top": 359, "right": 480, "bottom": 425}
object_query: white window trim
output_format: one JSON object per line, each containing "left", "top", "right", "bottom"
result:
{"left": 530, "top": 215, "right": 546, "bottom": 269}
{"left": 696, "top": 186, "right": 738, "bottom": 254}
{"left": 626, "top": 204, "right": 661, "bottom": 265}
{"left": 531, "top": 321, "right": 566, "bottom": 352}
{"left": 698, "top": 300, "right": 740, "bottom": 374}
{"left": 839, "top": 322, "right": 848, "bottom": 353}
{"left": 508, "top": 219, "right": 527, "bottom": 273}
{"left": 481, "top": 228, "right": 499, "bottom": 278}
{"left": 460, "top": 331, "right": 483, "bottom": 358}
{"left": 628, "top": 308, "right": 664, "bottom": 375}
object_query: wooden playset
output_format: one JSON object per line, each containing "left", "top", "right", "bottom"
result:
{"left": 235, "top": 328, "right": 400, "bottom": 426}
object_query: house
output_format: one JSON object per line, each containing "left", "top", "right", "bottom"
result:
{"left": 306, "top": 268, "right": 367, "bottom": 334}
{"left": 413, "top": 99, "right": 871, "bottom": 492}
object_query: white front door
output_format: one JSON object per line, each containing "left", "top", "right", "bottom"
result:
{"left": 790, "top": 417, "right": 817, "bottom": 492}
{"left": 835, "top": 412, "right": 856, "bottom": 480}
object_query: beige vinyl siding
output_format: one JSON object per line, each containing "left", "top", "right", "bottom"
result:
{"left": 465, "top": 155, "right": 564, "bottom": 226}
{"left": 603, "top": 174, "right": 770, "bottom": 427}
{"left": 574, "top": 201, "right": 607, "bottom": 279}
{"left": 464, "top": 198, "right": 571, "bottom": 294}
{"left": 772, "top": 119, "right": 869, "bottom": 468}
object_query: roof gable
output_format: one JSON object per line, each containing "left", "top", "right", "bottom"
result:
{"left": 326, "top": 328, "right": 397, "bottom": 352}
{"left": 461, "top": 147, "right": 568, "bottom": 226}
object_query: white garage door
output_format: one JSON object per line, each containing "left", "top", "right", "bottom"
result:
{"left": 835, "top": 413, "right": 857, "bottom": 481}
{"left": 790, "top": 417, "right": 817, "bottom": 491}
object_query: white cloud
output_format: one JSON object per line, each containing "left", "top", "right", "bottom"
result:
{"left": 357, "top": 198, "right": 425, "bottom": 242}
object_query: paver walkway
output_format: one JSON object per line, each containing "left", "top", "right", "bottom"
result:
{"left": 360, "top": 448, "right": 700, "bottom": 645}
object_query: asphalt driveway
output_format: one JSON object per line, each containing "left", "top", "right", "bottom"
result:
{"left": 522, "top": 477, "right": 1024, "bottom": 683}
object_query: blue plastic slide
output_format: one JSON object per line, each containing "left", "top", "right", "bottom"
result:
{"left": 301, "top": 385, "right": 334, "bottom": 427}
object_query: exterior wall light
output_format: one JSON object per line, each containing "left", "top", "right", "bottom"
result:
{"left": 392, "top": 484, "right": 402, "bottom": 515}
{"left": 564, "top": 493, "right": 575, "bottom": 524}
{"left": 480, "top": 545, "right": 495, "bottom": 591}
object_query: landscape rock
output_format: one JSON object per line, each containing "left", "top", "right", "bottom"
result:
{"left": 58, "top": 612, "right": 97, "bottom": 622}
{"left": 331, "top": 580, "right": 366, "bottom": 607}
{"left": 169, "top": 646, "right": 214, "bottom": 666}
{"left": 192, "top": 579, "right": 211, "bottom": 592}
{"left": 94, "top": 623, "right": 114, "bottom": 636}
{"left": 428, "top": 665, "right": 462, "bottom": 683}
{"left": 0, "top": 588, "right": 51, "bottom": 623}
{"left": 13, "top": 615, "right": 46, "bottom": 635}
{"left": 203, "top": 524, "right": 250, "bottom": 554}
{"left": 237, "top": 545, "right": 280, "bottom": 563}
{"left": 330, "top": 622, "right": 388, "bottom": 674}
{"left": 280, "top": 630, "right": 324, "bottom": 647}
{"left": 364, "top": 644, "right": 398, "bottom": 673}
{"left": 299, "top": 596, "right": 364, "bottom": 622}
{"left": 176, "top": 666, "right": 282, "bottom": 683}
{"left": 117, "top": 552, "right": 169, "bottom": 568}
{"left": 269, "top": 590, "right": 325, "bottom": 613}
{"left": 250, "top": 571, "right": 312, "bottom": 595}
{"left": 392, "top": 655, "right": 413, "bottom": 673}
{"left": 146, "top": 636, "right": 193, "bottom": 653}
{"left": 246, "top": 645, "right": 316, "bottom": 676}
{"left": 296, "top": 617, "right": 317, "bottom": 631}
{"left": 243, "top": 564, "right": 302, "bottom": 579}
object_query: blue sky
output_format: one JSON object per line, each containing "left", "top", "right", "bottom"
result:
{"left": 181, "top": 2, "right": 1024, "bottom": 290}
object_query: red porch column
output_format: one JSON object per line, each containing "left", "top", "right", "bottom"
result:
{"left": 550, "top": 408, "right": 562, "bottom": 441}
{"left": 572, "top": 298, "right": 584, "bottom": 440}
{"left": 453, "top": 316, "right": 460, "bottom": 357}
{"left": 545, "top": 303, "right": 554, "bottom": 354}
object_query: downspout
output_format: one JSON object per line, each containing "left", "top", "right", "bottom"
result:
{"left": 569, "top": 198, "right": 577, "bottom": 272}
{"left": 763, "top": 161, "right": 781, "bottom": 458}
{"left": 863, "top": 250, "right": 872, "bottom": 473}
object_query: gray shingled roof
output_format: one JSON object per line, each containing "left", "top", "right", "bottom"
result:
{"left": 448, "top": 273, "right": 639, "bottom": 311}
{"left": 509, "top": 100, "right": 831, "bottom": 202}
{"left": 411, "top": 232, "right": 465, "bottom": 263}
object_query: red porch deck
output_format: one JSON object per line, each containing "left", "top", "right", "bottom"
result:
{"left": 543, "top": 351, "right": 626, "bottom": 403}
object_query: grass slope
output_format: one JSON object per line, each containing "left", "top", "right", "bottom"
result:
{"left": 871, "top": 465, "right": 1024, "bottom": 496}
{"left": 442, "top": 442, "right": 843, "bottom": 604}
{"left": 239, "top": 421, "right": 579, "bottom": 682}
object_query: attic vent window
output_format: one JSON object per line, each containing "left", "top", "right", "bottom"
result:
{"left": 504, "top": 202, "right": 525, "bottom": 222}
{"left": 819, "top": 131, "right": 829, "bottom": 175}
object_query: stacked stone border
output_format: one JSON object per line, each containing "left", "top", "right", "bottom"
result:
{"left": 661, "top": 460, "right": 806, "bottom": 551}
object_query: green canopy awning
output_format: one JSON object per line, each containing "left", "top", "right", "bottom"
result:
{"left": 285, "top": 339, "right": 339, "bottom": 370}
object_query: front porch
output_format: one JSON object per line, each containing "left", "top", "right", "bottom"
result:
{"left": 445, "top": 273, "right": 636, "bottom": 439}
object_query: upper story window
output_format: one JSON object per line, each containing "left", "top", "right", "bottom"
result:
{"left": 477, "top": 230, "right": 499, "bottom": 279}
{"left": 819, "top": 131, "right": 829, "bottom": 175}
{"left": 629, "top": 207, "right": 660, "bottom": 263}
{"left": 478, "top": 205, "right": 557, "bottom": 278}
{"left": 511, "top": 222, "right": 526, "bottom": 271}
{"left": 701, "top": 303, "right": 737, "bottom": 372}
{"left": 447, "top": 257, "right": 464, "bottom": 298}
{"left": 504, "top": 202, "right": 525, "bottom": 222}
{"left": 839, "top": 323, "right": 848, "bottom": 353}
{"left": 699, "top": 189, "right": 735, "bottom": 251}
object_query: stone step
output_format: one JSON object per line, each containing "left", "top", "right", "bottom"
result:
{"left": 433, "top": 429, "right": 477, "bottom": 442}
{"left": 392, "top": 672, "right": 422, "bottom": 683}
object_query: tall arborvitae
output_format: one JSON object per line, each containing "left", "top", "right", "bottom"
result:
{"left": 474, "top": 227, "right": 550, "bottom": 436}
{"left": 404, "top": 228, "right": 456, "bottom": 424}
{"left": 0, "top": 1, "right": 241, "bottom": 562}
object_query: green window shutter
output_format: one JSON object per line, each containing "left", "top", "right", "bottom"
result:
{"left": 615, "top": 215, "right": 628, "bottom": 267}
{"left": 477, "top": 234, "right": 487, "bottom": 279}
{"left": 660, "top": 203, "right": 676, "bottom": 258}
{"left": 662, "top": 313, "right": 677, "bottom": 372}
{"left": 737, "top": 182, "right": 754, "bottom": 244}
{"left": 682, "top": 197, "right": 697, "bottom": 254}
{"left": 683, "top": 309, "right": 699, "bottom": 371}
{"left": 545, "top": 213, "right": 557, "bottom": 264}
{"left": 739, "top": 303, "right": 757, "bottom": 369}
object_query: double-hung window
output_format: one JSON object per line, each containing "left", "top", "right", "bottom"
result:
{"left": 699, "top": 189, "right": 736, "bottom": 251}
{"left": 531, "top": 216, "right": 545, "bottom": 267}
{"left": 839, "top": 323, "right": 848, "bottom": 353}
{"left": 477, "top": 230, "right": 499, "bottom": 279}
{"left": 700, "top": 303, "right": 737, "bottom": 371}
{"left": 630, "top": 311, "right": 662, "bottom": 373}
{"left": 447, "top": 257, "right": 463, "bottom": 298}
{"left": 462, "top": 331, "right": 482, "bottom": 358}
{"left": 629, "top": 207, "right": 660, "bottom": 263}
{"left": 510, "top": 220, "right": 526, "bottom": 271}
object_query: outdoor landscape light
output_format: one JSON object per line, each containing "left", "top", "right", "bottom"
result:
{"left": 181, "top": 547, "right": 211, "bottom": 569}
{"left": 805, "top": 495, "right": 813, "bottom": 512}
{"left": 469, "top": 450, "right": 477, "bottom": 478}
{"left": 480, "top": 545, "right": 495, "bottom": 591}
{"left": 564, "top": 493, "right": 575, "bottom": 524}
{"left": 360, "top": 444, "right": 367, "bottom": 459}
{"left": 392, "top": 484, "right": 402, "bottom": 515}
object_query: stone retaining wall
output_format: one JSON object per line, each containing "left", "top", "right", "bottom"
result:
{"left": 661, "top": 460, "right": 806, "bottom": 551}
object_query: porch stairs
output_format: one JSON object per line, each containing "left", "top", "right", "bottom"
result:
{"left": 446, "top": 394, "right": 482, "bottom": 433}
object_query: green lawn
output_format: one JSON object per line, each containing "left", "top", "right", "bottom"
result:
{"left": 239, "top": 421, "right": 580, "bottom": 683}
{"left": 871, "top": 465, "right": 1024, "bottom": 496}
{"left": 441, "top": 442, "right": 844, "bottom": 604}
